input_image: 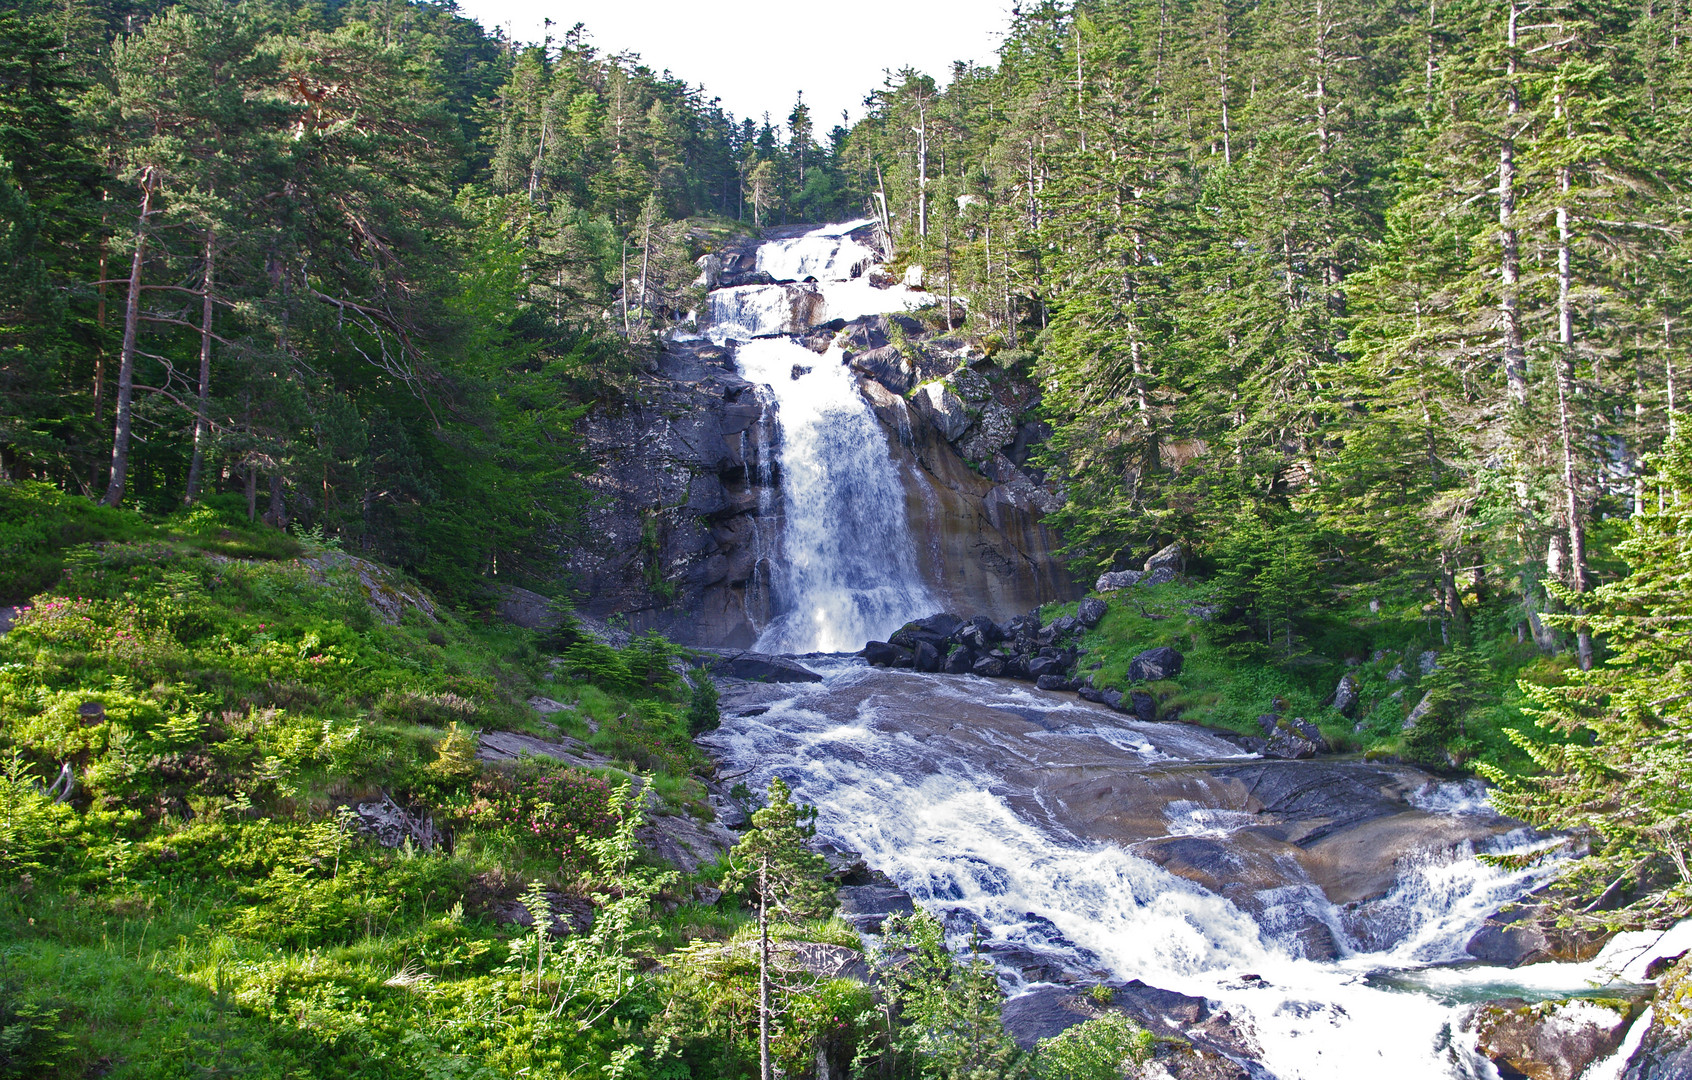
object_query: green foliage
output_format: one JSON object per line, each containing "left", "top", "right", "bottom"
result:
{"left": 1033, "top": 1013, "right": 1154, "bottom": 1080}
{"left": 686, "top": 676, "right": 721, "bottom": 737}
{"left": 726, "top": 779, "right": 837, "bottom": 923}
{"left": 1482, "top": 433, "right": 1692, "bottom": 929}
{"left": 874, "top": 909, "right": 1024, "bottom": 1080}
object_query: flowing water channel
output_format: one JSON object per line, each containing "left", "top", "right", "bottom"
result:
{"left": 700, "top": 661, "right": 1683, "bottom": 1080}
{"left": 695, "top": 222, "right": 1679, "bottom": 1077}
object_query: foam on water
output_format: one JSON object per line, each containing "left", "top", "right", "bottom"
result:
{"left": 698, "top": 660, "right": 1687, "bottom": 1080}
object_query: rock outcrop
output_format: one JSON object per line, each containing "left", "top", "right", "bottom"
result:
{"left": 1466, "top": 998, "right": 1637, "bottom": 1080}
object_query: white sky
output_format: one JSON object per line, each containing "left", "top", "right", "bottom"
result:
{"left": 453, "top": 0, "right": 1013, "bottom": 132}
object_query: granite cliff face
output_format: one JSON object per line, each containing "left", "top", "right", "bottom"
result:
{"left": 559, "top": 234, "right": 1076, "bottom": 647}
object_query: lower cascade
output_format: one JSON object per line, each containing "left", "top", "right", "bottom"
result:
{"left": 701, "top": 661, "right": 1678, "bottom": 1080}
{"left": 732, "top": 337, "right": 937, "bottom": 652}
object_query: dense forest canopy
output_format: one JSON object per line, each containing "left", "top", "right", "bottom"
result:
{"left": 4, "top": 0, "right": 1692, "bottom": 1076}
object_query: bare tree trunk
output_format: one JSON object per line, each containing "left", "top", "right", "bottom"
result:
{"left": 1555, "top": 162, "right": 1593, "bottom": 670}
{"left": 915, "top": 100, "right": 928, "bottom": 244}
{"left": 185, "top": 229, "right": 216, "bottom": 504}
{"left": 759, "top": 856, "right": 771, "bottom": 1080}
{"left": 1499, "top": 5, "right": 1529, "bottom": 408}
{"left": 104, "top": 175, "right": 156, "bottom": 507}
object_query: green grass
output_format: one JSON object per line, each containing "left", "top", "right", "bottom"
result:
{"left": 0, "top": 480, "right": 888, "bottom": 1080}
{"left": 1044, "top": 581, "right": 1557, "bottom": 773}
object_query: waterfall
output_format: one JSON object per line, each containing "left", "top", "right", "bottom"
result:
{"left": 705, "top": 223, "right": 940, "bottom": 653}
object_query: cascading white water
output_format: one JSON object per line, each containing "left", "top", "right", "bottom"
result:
{"left": 704, "top": 222, "right": 940, "bottom": 652}
{"left": 695, "top": 662, "right": 1678, "bottom": 1080}
{"left": 733, "top": 339, "right": 937, "bottom": 652}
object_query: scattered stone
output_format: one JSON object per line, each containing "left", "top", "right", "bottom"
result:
{"left": 1128, "top": 646, "right": 1184, "bottom": 681}
{"left": 1095, "top": 569, "right": 1145, "bottom": 592}
{"left": 1144, "top": 542, "right": 1185, "bottom": 575}
{"left": 1258, "top": 715, "right": 1327, "bottom": 760}
{"left": 1419, "top": 649, "right": 1441, "bottom": 675}
{"left": 972, "top": 655, "right": 1005, "bottom": 678}
{"left": 1077, "top": 597, "right": 1108, "bottom": 627}
{"left": 943, "top": 647, "right": 976, "bottom": 674}
{"left": 1386, "top": 663, "right": 1408, "bottom": 683}
{"left": 1333, "top": 674, "right": 1360, "bottom": 717}
{"left": 1403, "top": 691, "right": 1435, "bottom": 731}
{"left": 1129, "top": 690, "right": 1158, "bottom": 723}
{"left": 1467, "top": 997, "right": 1636, "bottom": 1080}
{"left": 1036, "top": 674, "right": 1076, "bottom": 691}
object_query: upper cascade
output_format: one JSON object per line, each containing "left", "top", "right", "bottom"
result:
{"left": 754, "top": 218, "right": 879, "bottom": 283}
{"left": 705, "top": 221, "right": 935, "bottom": 343}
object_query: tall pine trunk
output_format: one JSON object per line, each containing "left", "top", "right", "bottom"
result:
{"left": 185, "top": 229, "right": 216, "bottom": 504}
{"left": 104, "top": 175, "right": 156, "bottom": 507}
{"left": 1499, "top": 5, "right": 1528, "bottom": 408}
{"left": 1556, "top": 163, "right": 1593, "bottom": 669}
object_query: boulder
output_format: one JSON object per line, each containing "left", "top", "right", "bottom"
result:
{"left": 1419, "top": 649, "right": 1441, "bottom": 675}
{"left": 1386, "top": 662, "right": 1408, "bottom": 683}
{"left": 972, "top": 655, "right": 1005, "bottom": 678}
{"left": 1027, "top": 655, "right": 1062, "bottom": 681}
{"left": 1333, "top": 674, "right": 1360, "bottom": 717}
{"left": 1258, "top": 715, "right": 1327, "bottom": 759}
{"left": 1000, "top": 983, "right": 1256, "bottom": 1079}
{"left": 1143, "top": 566, "right": 1180, "bottom": 586}
{"left": 958, "top": 398, "right": 1021, "bottom": 463}
{"left": 1049, "top": 615, "right": 1080, "bottom": 639}
{"left": 1077, "top": 597, "right": 1108, "bottom": 628}
{"left": 850, "top": 344, "right": 914, "bottom": 394}
{"left": 912, "top": 641, "right": 941, "bottom": 673}
{"left": 1129, "top": 646, "right": 1185, "bottom": 681}
{"left": 1079, "top": 686, "right": 1124, "bottom": 710}
{"left": 1467, "top": 998, "right": 1636, "bottom": 1080}
{"left": 1036, "top": 674, "right": 1076, "bottom": 691}
{"left": 1096, "top": 569, "right": 1144, "bottom": 592}
{"left": 943, "top": 647, "right": 976, "bottom": 674}
{"left": 862, "top": 641, "right": 913, "bottom": 668}
{"left": 694, "top": 253, "right": 723, "bottom": 289}
{"left": 1403, "top": 691, "right": 1435, "bottom": 731}
{"left": 1004, "top": 654, "right": 1032, "bottom": 680}
{"left": 837, "top": 884, "right": 916, "bottom": 933}
{"left": 1129, "top": 690, "right": 1158, "bottom": 723}
{"left": 913, "top": 381, "right": 974, "bottom": 442}
{"left": 902, "top": 263, "right": 924, "bottom": 288}
{"left": 1465, "top": 901, "right": 1611, "bottom": 967}
{"left": 702, "top": 650, "right": 824, "bottom": 683}
{"left": 1144, "top": 541, "right": 1185, "bottom": 575}
{"left": 1624, "top": 955, "right": 1692, "bottom": 1079}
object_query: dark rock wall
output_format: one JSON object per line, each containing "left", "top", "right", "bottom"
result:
{"left": 563, "top": 325, "right": 1076, "bottom": 648}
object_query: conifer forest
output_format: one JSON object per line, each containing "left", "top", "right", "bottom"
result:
{"left": 2, "top": 0, "right": 1692, "bottom": 1077}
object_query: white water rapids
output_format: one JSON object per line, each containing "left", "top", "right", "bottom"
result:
{"left": 699, "top": 661, "right": 1678, "bottom": 1079}
{"left": 704, "top": 221, "right": 939, "bottom": 652}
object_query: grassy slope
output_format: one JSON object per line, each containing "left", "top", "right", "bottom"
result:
{"left": 0, "top": 482, "right": 874, "bottom": 1080}
{"left": 1043, "top": 580, "right": 1570, "bottom": 773}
